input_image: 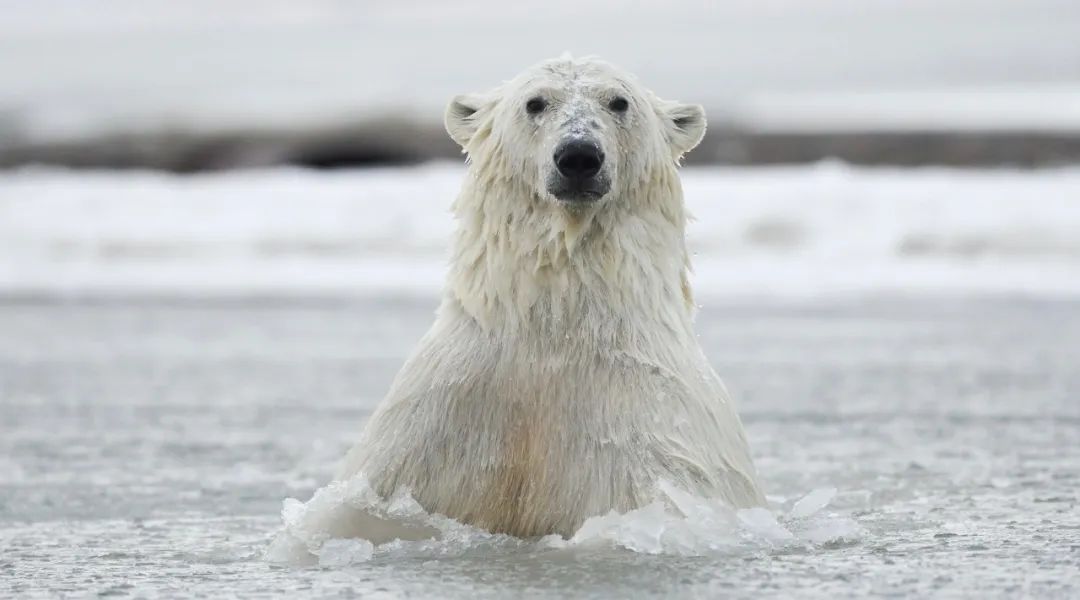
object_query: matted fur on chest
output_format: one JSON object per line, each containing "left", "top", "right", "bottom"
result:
{"left": 356, "top": 343, "right": 713, "bottom": 538}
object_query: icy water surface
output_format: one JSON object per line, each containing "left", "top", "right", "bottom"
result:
{"left": 1, "top": 296, "right": 1078, "bottom": 597}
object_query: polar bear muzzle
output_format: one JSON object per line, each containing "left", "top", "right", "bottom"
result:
{"left": 548, "top": 137, "right": 611, "bottom": 203}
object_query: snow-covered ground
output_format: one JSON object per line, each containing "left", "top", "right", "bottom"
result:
{"left": 2, "top": 0, "right": 1079, "bottom": 144}
{"left": 2, "top": 163, "right": 1079, "bottom": 299}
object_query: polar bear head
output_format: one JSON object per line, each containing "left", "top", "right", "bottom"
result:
{"left": 444, "top": 56, "right": 706, "bottom": 210}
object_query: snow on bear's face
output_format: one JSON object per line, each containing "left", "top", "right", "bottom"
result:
{"left": 444, "top": 57, "right": 706, "bottom": 209}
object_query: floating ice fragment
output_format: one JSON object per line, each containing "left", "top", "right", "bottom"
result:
{"left": 269, "top": 475, "right": 865, "bottom": 564}
{"left": 264, "top": 530, "right": 314, "bottom": 566}
{"left": 570, "top": 502, "right": 671, "bottom": 554}
{"left": 268, "top": 474, "right": 445, "bottom": 567}
{"left": 317, "top": 539, "right": 374, "bottom": 568}
{"left": 736, "top": 508, "right": 795, "bottom": 543}
{"left": 790, "top": 487, "right": 837, "bottom": 519}
{"left": 658, "top": 480, "right": 718, "bottom": 521}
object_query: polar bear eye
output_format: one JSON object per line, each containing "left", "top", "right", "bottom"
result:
{"left": 525, "top": 97, "right": 547, "bottom": 115}
{"left": 608, "top": 96, "right": 629, "bottom": 113}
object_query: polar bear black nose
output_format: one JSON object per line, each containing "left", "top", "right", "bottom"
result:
{"left": 554, "top": 140, "right": 604, "bottom": 180}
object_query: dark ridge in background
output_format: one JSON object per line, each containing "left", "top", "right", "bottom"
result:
{"left": 3, "top": 119, "right": 1080, "bottom": 171}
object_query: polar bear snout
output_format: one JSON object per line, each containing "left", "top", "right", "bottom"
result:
{"left": 555, "top": 139, "right": 604, "bottom": 180}
{"left": 548, "top": 138, "right": 610, "bottom": 203}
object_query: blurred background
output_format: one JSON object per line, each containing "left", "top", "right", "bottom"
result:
{"left": 3, "top": 3, "right": 1080, "bottom": 596}
{"left": 3, "top": 0, "right": 1080, "bottom": 170}
{"left": 2, "top": 0, "right": 1080, "bottom": 298}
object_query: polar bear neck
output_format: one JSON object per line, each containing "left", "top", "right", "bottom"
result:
{"left": 444, "top": 168, "right": 696, "bottom": 338}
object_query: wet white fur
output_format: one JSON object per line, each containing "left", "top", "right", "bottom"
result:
{"left": 339, "top": 56, "right": 765, "bottom": 538}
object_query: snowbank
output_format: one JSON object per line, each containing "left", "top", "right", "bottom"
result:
{"left": 2, "top": 163, "right": 1079, "bottom": 298}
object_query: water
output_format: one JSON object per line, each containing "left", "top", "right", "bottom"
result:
{"left": 2, "top": 295, "right": 1078, "bottom": 597}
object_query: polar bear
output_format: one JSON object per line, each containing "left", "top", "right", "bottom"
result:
{"left": 338, "top": 56, "right": 765, "bottom": 538}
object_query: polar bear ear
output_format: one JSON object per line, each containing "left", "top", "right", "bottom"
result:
{"left": 662, "top": 102, "right": 707, "bottom": 157}
{"left": 445, "top": 93, "right": 491, "bottom": 149}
